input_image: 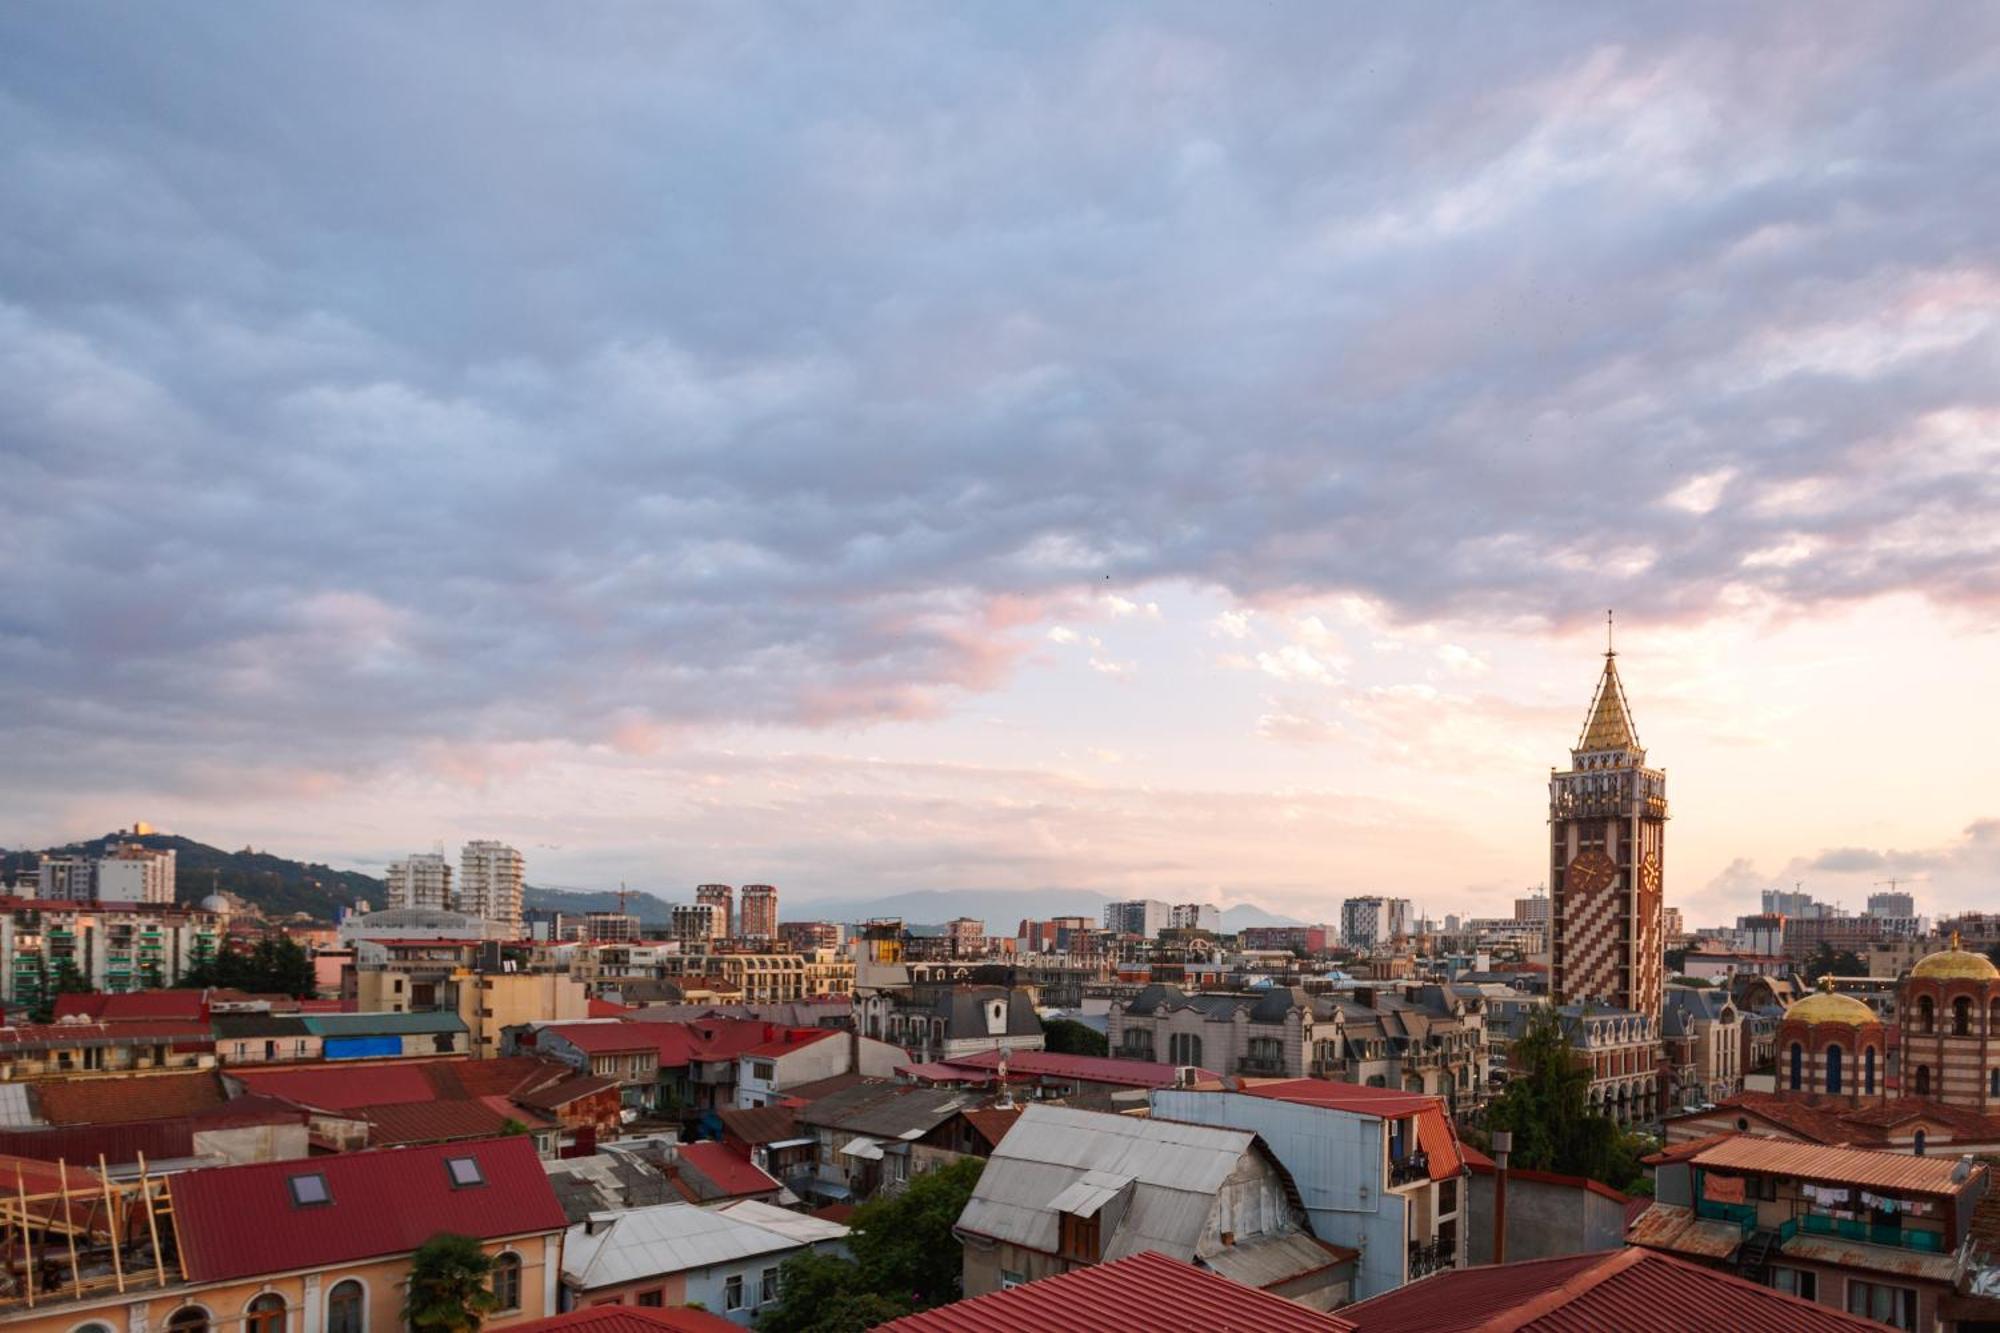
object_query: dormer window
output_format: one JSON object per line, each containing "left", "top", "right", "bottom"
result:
{"left": 446, "top": 1156, "right": 486, "bottom": 1188}
{"left": 288, "top": 1172, "right": 330, "bottom": 1207}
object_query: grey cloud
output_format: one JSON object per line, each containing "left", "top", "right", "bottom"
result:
{"left": 4, "top": 5, "right": 2000, "bottom": 795}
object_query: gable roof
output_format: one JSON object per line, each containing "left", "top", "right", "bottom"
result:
{"left": 955, "top": 1104, "right": 1265, "bottom": 1263}
{"left": 1340, "top": 1246, "right": 1885, "bottom": 1332}
{"left": 230, "top": 1055, "right": 568, "bottom": 1113}
{"left": 1667, "top": 1132, "right": 1979, "bottom": 1197}
{"left": 562, "top": 1199, "right": 848, "bottom": 1290}
{"left": 1241, "top": 1079, "right": 1466, "bottom": 1180}
{"left": 35, "top": 1070, "right": 227, "bottom": 1125}
{"left": 879, "top": 1250, "right": 1355, "bottom": 1332}
{"left": 717, "top": 1104, "right": 801, "bottom": 1146}
{"left": 171, "top": 1136, "right": 566, "bottom": 1282}
{"left": 673, "top": 1141, "right": 780, "bottom": 1200}
{"left": 792, "top": 1081, "right": 984, "bottom": 1138}
{"left": 506, "top": 1309, "right": 738, "bottom": 1333}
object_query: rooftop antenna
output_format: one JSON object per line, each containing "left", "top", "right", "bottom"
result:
{"left": 1606, "top": 608, "right": 1615, "bottom": 658}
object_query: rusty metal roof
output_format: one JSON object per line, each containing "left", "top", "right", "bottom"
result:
{"left": 1683, "top": 1133, "right": 1981, "bottom": 1196}
{"left": 1779, "top": 1231, "right": 1959, "bottom": 1284}
{"left": 1624, "top": 1203, "right": 1745, "bottom": 1260}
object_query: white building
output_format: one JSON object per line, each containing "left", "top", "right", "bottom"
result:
{"left": 671, "top": 902, "right": 722, "bottom": 945}
{"left": 457, "top": 840, "right": 525, "bottom": 934}
{"left": 36, "top": 855, "right": 95, "bottom": 901}
{"left": 94, "top": 844, "right": 177, "bottom": 905}
{"left": 1102, "top": 898, "right": 1172, "bottom": 938}
{"left": 0, "top": 899, "right": 227, "bottom": 1002}
{"left": 386, "top": 851, "right": 453, "bottom": 912}
{"left": 561, "top": 1198, "right": 850, "bottom": 1322}
{"left": 1170, "top": 902, "right": 1221, "bottom": 932}
{"left": 1341, "top": 896, "right": 1413, "bottom": 949}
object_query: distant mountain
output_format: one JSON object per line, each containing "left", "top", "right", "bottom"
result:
{"left": 522, "top": 885, "right": 674, "bottom": 923}
{"left": 0, "top": 832, "right": 383, "bottom": 920}
{"left": 1220, "top": 903, "right": 1308, "bottom": 930}
{"left": 780, "top": 887, "right": 1309, "bottom": 933}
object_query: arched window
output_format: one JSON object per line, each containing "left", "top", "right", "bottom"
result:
{"left": 1914, "top": 1129, "right": 1927, "bottom": 1156}
{"left": 1915, "top": 1065, "right": 1932, "bottom": 1097}
{"left": 1826, "top": 1045, "right": 1843, "bottom": 1095}
{"left": 245, "top": 1294, "right": 286, "bottom": 1333}
{"left": 1789, "top": 1043, "right": 1803, "bottom": 1091}
{"left": 1864, "top": 1046, "right": 1876, "bottom": 1095}
{"left": 76, "top": 1324, "right": 114, "bottom": 1333}
{"left": 491, "top": 1253, "right": 522, "bottom": 1312}
{"left": 1955, "top": 997, "right": 1973, "bottom": 1036}
{"left": 169, "top": 1308, "right": 212, "bottom": 1333}
{"left": 1920, "top": 996, "right": 1936, "bottom": 1034}
{"left": 326, "top": 1280, "right": 365, "bottom": 1333}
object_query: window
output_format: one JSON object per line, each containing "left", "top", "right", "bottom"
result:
{"left": 77, "top": 1324, "right": 115, "bottom": 1333}
{"left": 636, "top": 1291, "right": 663, "bottom": 1308}
{"left": 326, "top": 1280, "right": 364, "bottom": 1333}
{"left": 1772, "top": 1268, "right": 1817, "bottom": 1301}
{"left": 1788, "top": 1043, "right": 1803, "bottom": 1092}
{"left": 1992, "top": 1069, "right": 1999, "bottom": 1099}
{"left": 1956, "top": 997, "right": 1973, "bottom": 1036}
{"left": 446, "top": 1156, "right": 486, "bottom": 1188}
{"left": 490, "top": 1253, "right": 521, "bottom": 1311}
{"left": 245, "top": 1294, "right": 286, "bottom": 1333}
{"left": 1919, "top": 996, "right": 1935, "bottom": 1034}
{"left": 1059, "top": 1210, "right": 1102, "bottom": 1262}
{"left": 1847, "top": 1279, "right": 1917, "bottom": 1331}
{"left": 1865, "top": 1046, "right": 1877, "bottom": 1096}
{"left": 752, "top": 1061, "right": 775, "bottom": 1082}
{"left": 1826, "top": 1044, "right": 1842, "bottom": 1095}
{"left": 1914, "top": 1130, "right": 1927, "bottom": 1157}
{"left": 1915, "top": 1066, "right": 1932, "bottom": 1097}
{"left": 288, "top": 1173, "right": 330, "bottom": 1207}
{"left": 1000, "top": 1270, "right": 1027, "bottom": 1290}
{"left": 725, "top": 1275, "right": 745, "bottom": 1310}
{"left": 760, "top": 1266, "right": 780, "bottom": 1303}
{"left": 168, "top": 1308, "right": 212, "bottom": 1333}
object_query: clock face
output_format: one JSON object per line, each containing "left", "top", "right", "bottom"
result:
{"left": 1566, "top": 849, "right": 1618, "bottom": 895}
{"left": 1639, "top": 852, "right": 1662, "bottom": 897}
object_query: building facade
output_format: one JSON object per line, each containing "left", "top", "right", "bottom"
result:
{"left": 738, "top": 885, "right": 779, "bottom": 940}
{"left": 697, "top": 884, "right": 735, "bottom": 938}
{"left": 1341, "top": 897, "right": 1412, "bottom": 950}
{"left": 1550, "top": 639, "right": 1668, "bottom": 1030}
{"left": 1101, "top": 899, "right": 1171, "bottom": 939}
{"left": 458, "top": 840, "right": 525, "bottom": 934}
{"left": 386, "top": 852, "right": 453, "bottom": 912}
{"left": 0, "top": 898, "right": 224, "bottom": 1005}
{"left": 95, "top": 844, "right": 177, "bottom": 904}
{"left": 672, "top": 902, "right": 723, "bottom": 946}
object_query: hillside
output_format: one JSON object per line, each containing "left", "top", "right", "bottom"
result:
{"left": 521, "top": 885, "right": 674, "bottom": 923}
{"left": 0, "top": 833, "right": 383, "bottom": 921}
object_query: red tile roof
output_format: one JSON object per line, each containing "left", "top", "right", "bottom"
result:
{"left": 742, "top": 1028, "right": 840, "bottom": 1058}
{"left": 505, "top": 1308, "right": 738, "bottom": 1333}
{"left": 35, "top": 1070, "right": 227, "bottom": 1125}
{"left": 674, "top": 1141, "right": 780, "bottom": 1198}
{"left": 513, "top": 1072, "right": 622, "bottom": 1112}
{"left": 878, "top": 1250, "right": 1356, "bottom": 1332}
{"left": 1339, "top": 1246, "right": 1890, "bottom": 1332}
{"left": 1243, "top": 1079, "right": 1466, "bottom": 1181}
{"left": 170, "top": 1136, "right": 567, "bottom": 1282}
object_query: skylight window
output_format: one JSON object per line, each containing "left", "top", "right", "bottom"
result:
{"left": 288, "top": 1172, "right": 330, "bottom": 1207}
{"left": 446, "top": 1156, "right": 486, "bottom": 1188}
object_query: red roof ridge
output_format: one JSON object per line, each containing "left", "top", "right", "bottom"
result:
{"left": 1470, "top": 1245, "right": 1648, "bottom": 1332}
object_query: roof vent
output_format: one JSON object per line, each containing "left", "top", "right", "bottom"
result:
{"left": 1955, "top": 1154, "right": 1975, "bottom": 1183}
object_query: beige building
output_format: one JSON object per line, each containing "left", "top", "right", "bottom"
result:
{"left": 663, "top": 949, "right": 854, "bottom": 1003}
{"left": 458, "top": 970, "right": 590, "bottom": 1058}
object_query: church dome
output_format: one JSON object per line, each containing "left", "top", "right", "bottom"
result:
{"left": 1911, "top": 940, "right": 1999, "bottom": 982}
{"left": 1784, "top": 976, "right": 1877, "bottom": 1027}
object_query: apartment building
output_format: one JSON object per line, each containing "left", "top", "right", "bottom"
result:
{"left": 386, "top": 851, "right": 453, "bottom": 911}
{"left": 738, "top": 885, "right": 779, "bottom": 940}
{"left": 94, "top": 844, "right": 177, "bottom": 904}
{"left": 0, "top": 898, "right": 225, "bottom": 1006}
{"left": 458, "top": 840, "right": 526, "bottom": 934}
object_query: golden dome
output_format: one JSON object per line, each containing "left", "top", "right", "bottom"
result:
{"left": 1784, "top": 976, "right": 1878, "bottom": 1027}
{"left": 1911, "top": 947, "right": 1999, "bottom": 982}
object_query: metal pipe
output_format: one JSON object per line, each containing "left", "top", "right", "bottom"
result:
{"left": 1491, "top": 1129, "right": 1513, "bottom": 1266}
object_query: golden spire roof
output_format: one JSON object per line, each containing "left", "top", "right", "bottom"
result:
{"left": 1576, "top": 651, "right": 1642, "bottom": 753}
{"left": 1911, "top": 932, "right": 1999, "bottom": 982}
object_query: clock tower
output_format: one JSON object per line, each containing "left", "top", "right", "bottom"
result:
{"left": 1549, "top": 622, "right": 1668, "bottom": 1027}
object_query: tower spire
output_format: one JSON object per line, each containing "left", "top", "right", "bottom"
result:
{"left": 1576, "top": 618, "right": 1641, "bottom": 754}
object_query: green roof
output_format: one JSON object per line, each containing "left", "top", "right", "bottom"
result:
{"left": 301, "top": 1011, "right": 467, "bottom": 1036}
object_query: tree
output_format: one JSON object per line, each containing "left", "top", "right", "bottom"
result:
{"left": 848, "top": 1156, "right": 984, "bottom": 1309}
{"left": 405, "top": 1233, "right": 500, "bottom": 1333}
{"left": 1484, "top": 1007, "right": 1647, "bottom": 1191}
{"left": 753, "top": 1252, "right": 909, "bottom": 1333}
{"left": 1040, "top": 1017, "right": 1108, "bottom": 1058}
{"left": 1807, "top": 944, "right": 1865, "bottom": 979}
{"left": 179, "top": 931, "right": 319, "bottom": 998}
{"left": 1664, "top": 947, "right": 1688, "bottom": 974}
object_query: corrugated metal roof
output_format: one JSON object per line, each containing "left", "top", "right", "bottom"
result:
{"left": 563, "top": 1199, "right": 847, "bottom": 1290}
{"left": 506, "top": 1308, "right": 738, "bottom": 1333}
{"left": 1338, "top": 1247, "right": 1890, "bottom": 1332}
{"left": 1046, "top": 1170, "right": 1133, "bottom": 1218}
{"left": 1685, "top": 1133, "right": 1980, "bottom": 1196}
{"left": 877, "top": 1250, "right": 1355, "bottom": 1332}
{"left": 0, "top": 1085, "right": 38, "bottom": 1129}
{"left": 35, "top": 1070, "right": 226, "bottom": 1125}
{"left": 303, "top": 1010, "right": 467, "bottom": 1036}
{"left": 172, "top": 1136, "right": 567, "bottom": 1282}
{"left": 1624, "top": 1203, "right": 1744, "bottom": 1260}
{"left": 1779, "top": 1230, "right": 1959, "bottom": 1283}
{"left": 1202, "top": 1230, "right": 1355, "bottom": 1289}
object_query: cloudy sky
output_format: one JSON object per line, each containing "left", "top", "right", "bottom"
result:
{"left": 5, "top": 6, "right": 1999, "bottom": 924}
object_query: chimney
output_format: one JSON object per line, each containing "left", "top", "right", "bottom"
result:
{"left": 1955, "top": 1154, "right": 1974, "bottom": 1183}
{"left": 1491, "top": 1129, "right": 1514, "bottom": 1265}
{"left": 1356, "top": 987, "right": 1378, "bottom": 1010}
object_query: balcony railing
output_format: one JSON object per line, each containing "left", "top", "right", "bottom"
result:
{"left": 1388, "top": 1151, "right": 1431, "bottom": 1187}
{"left": 1798, "top": 1213, "right": 1945, "bottom": 1254}
{"left": 1236, "top": 1055, "right": 1288, "bottom": 1076}
{"left": 1407, "top": 1237, "right": 1454, "bottom": 1279}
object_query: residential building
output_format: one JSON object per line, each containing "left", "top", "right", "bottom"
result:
{"left": 1100, "top": 898, "right": 1171, "bottom": 939}
{"left": 1766, "top": 887, "right": 1828, "bottom": 918}
{"left": 386, "top": 851, "right": 453, "bottom": 912}
{"left": 672, "top": 902, "right": 722, "bottom": 945}
{"left": 561, "top": 1198, "right": 849, "bottom": 1322}
{"left": 946, "top": 916, "right": 986, "bottom": 958}
{"left": 791, "top": 1080, "right": 992, "bottom": 1202}
{"left": 855, "top": 983, "right": 1044, "bottom": 1062}
{"left": 1339, "top": 1246, "right": 1886, "bottom": 1333}
{"left": 458, "top": 970, "right": 592, "bottom": 1059}
{"left": 663, "top": 948, "right": 854, "bottom": 1003}
{"left": 1239, "top": 925, "right": 1330, "bottom": 953}
{"left": 879, "top": 1251, "right": 1356, "bottom": 1333}
{"left": 1152, "top": 1080, "right": 1466, "bottom": 1300}
{"left": 35, "top": 854, "right": 94, "bottom": 900}
{"left": 1549, "top": 638, "right": 1668, "bottom": 1029}
{"left": 581, "top": 911, "right": 641, "bottom": 942}
{"left": 1633, "top": 1134, "right": 1986, "bottom": 1330}
{"left": 0, "top": 898, "right": 225, "bottom": 1006}
{"left": 1784, "top": 914, "right": 1891, "bottom": 963}
{"left": 1460, "top": 1149, "right": 1633, "bottom": 1266}
{"left": 697, "top": 884, "right": 734, "bottom": 938}
{"left": 777, "top": 920, "right": 838, "bottom": 952}
{"left": 1513, "top": 894, "right": 1549, "bottom": 922}
{"left": 1552, "top": 1002, "right": 1660, "bottom": 1123}
{"left": 226, "top": 1057, "right": 576, "bottom": 1156}
{"left": 0, "top": 1137, "right": 568, "bottom": 1333}
{"left": 738, "top": 885, "right": 778, "bottom": 940}
{"left": 1169, "top": 902, "right": 1221, "bottom": 932}
{"left": 0, "top": 1019, "right": 213, "bottom": 1078}
{"left": 1661, "top": 983, "right": 1744, "bottom": 1111}
{"left": 733, "top": 1028, "right": 904, "bottom": 1108}
{"left": 955, "top": 1103, "right": 1353, "bottom": 1306}
{"left": 95, "top": 843, "right": 176, "bottom": 904}
{"left": 459, "top": 840, "right": 526, "bottom": 934}
{"left": 1868, "top": 890, "right": 1918, "bottom": 919}
{"left": 1341, "top": 897, "right": 1411, "bottom": 950}
{"left": 212, "top": 1010, "right": 468, "bottom": 1065}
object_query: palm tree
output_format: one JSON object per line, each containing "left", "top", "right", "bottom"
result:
{"left": 405, "top": 1233, "right": 501, "bottom": 1333}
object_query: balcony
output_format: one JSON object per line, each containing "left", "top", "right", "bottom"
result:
{"left": 1407, "top": 1237, "right": 1454, "bottom": 1279}
{"left": 1797, "top": 1213, "right": 1945, "bottom": 1254}
{"left": 1236, "top": 1055, "right": 1289, "bottom": 1077}
{"left": 1388, "top": 1151, "right": 1432, "bottom": 1187}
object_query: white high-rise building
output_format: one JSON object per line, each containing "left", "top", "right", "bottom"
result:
{"left": 386, "top": 852, "right": 453, "bottom": 912}
{"left": 95, "top": 844, "right": 177, "bottom": 904}
{"left": 1340, "top": 896, "right": 1413, "bottom": 950}
{"left": 671, "top": 902, "right": 722, "bottom": 946}
{"left": 458, "top": 840, "right": 525, "bottom": 934}
{"left": 1170, "top": 903, "right": 1221, "bottom": 932}
{"left": 1102, "top": 899, "right": 1172, "bottom": 938}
